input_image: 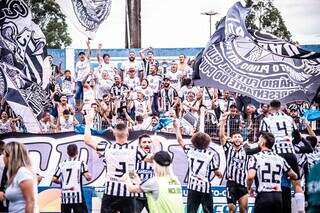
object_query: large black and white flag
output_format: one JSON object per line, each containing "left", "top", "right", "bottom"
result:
{"left": 0, "top": 42, "right": 51, "bottom": 133}
{"left": 194, "top": 2, "right": 320, "bottom": 103}
{"left": 0, "top": 0, "right": 50, "bottom": 88}
{"left": 0, "top": 0, "right": 51, "bottom": 132}
{"left": 56, "top": 0, "right": 112, "bottom": 39}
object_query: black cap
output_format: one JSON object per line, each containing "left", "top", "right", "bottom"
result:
{"left": 154, "top": 151, "right": 172, "bottom": 166}
{"left": 230, "top": 103, "right": 237, "bottom": 108}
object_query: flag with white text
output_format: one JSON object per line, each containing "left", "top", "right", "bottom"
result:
{"left": 193, "top": 2, "right": 320, "bottom": 103}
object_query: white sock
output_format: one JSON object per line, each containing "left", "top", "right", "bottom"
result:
{"left": 295, "top": 192, "right": 305, "bottom": 212}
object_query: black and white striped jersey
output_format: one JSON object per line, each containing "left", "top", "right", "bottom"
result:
{"left": 184, "top": 145, "right": 219, "bottom": 193}
{"left": 136, "top": 160, "right": 154, "bottom": 182}
{"left": 260, "top": 112, "right": 297, "bottom": 154}
{"left": 97, "top": 141, "right": 147, "bottom": 197}
{"left": 135, "top": 160, "right": 154, "bottom": 197}
{"left": 298, "top": 147, "right": 320, "bottom": 170}
{"left": 110, "top": 84, "right": 130, "bottom": 98}
{"left": 248, "top": 150, "right": 290, "bottom": 193}
{"left": 224, "top": 142, "right": 248, "bottom": 186}
{"left": 53, "top": 158, "right": 88, "bottom": 204}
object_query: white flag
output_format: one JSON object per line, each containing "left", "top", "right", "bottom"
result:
{"left": 56, "top": 0, "right": 112, "bottom": 39}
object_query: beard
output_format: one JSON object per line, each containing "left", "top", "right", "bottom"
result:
{"left": 164, "top": 83, "right": 170, "bottom": 88}
{"left": 129, "top": 57, "right": 135, "bottom": 62}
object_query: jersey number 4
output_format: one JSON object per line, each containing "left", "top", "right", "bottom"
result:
{"left": 276, "top": 122, "right": 288, "bottom": 136}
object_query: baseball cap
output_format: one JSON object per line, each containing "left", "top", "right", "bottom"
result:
{"left": 153, "top": 151, "right": 172, "bottom": 166}
{"left": 230, "top": 103, "right": 237, "bottom": 108}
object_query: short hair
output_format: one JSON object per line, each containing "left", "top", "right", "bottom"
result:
{"left": 63, "top": 109, "right": 70, "bottom": 115}
{"left": 184, "top": 78, "right": 192, "bottom": 85}
{"left": 138, "top": 134, "right": 151, "bottom": 144}
{"left": 102, "top": 94, "right": 110, "bottom": 99}
{"left": 67, "top": 144, "right": 78, "bottom": 157}
{"left": 136, "top": 115, "right": 144, "bottom": 123}
{"left": 151, "top": 115, "right": 159, "bottom": 121}
{"left": 78, "top": 51, "right": 85, "bottom": 56}
{"left": 231, "top": 131, "right": 242, "bottom": 137}
{"left": 115, "top": 123, "right": 127, "bottom": 131}
{"left": 102, "top": 53, "right": 110, "bottom": 59}
{"left": 64, "top": 70, "right": 71, "bottom": 74}
{"left": 191, "top": 132, "right": 211, "bottom": 149}
{"left": 151, "top": 64, "right": 158, "bottom": 70}
{"left": 142, "top": 78, "right": 149, "bottom": 86}
{"left": 260, "top": 132, "right": 275, "bottom": 149}
{"left": 48, "top": 54, "right": 53, "bottom": 58}
{"left": 270, "top": 100, "right": 281, "bottom": 109}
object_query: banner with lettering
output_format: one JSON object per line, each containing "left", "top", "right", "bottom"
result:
{"left": 55, "top": 0, "right": 112, "bottom": 39}
{"left": 193, "top": 2, "right": 320, "bottom": 104}
{"left": 0, "top": 131, "right": 259, "bottom": 212}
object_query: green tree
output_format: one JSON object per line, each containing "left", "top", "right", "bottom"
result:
{"left": 27, "top": 0, "right": 72, "bottom": 48}
{"left": 245, "top": 0, "right": 292, "bottom": 41}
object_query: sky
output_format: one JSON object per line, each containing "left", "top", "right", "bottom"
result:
{"left": 67, "top": 0, "right": 320, "bottom": 48}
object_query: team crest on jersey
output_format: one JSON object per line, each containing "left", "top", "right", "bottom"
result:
{"left": 71, "top": 0, "right": 112, "bottom": 31}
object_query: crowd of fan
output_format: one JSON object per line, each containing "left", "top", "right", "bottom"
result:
{"left": 0, "top": 40, "right": 319, "bottom": 140}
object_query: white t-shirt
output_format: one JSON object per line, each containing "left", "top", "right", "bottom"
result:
{"left": 166, "top": 71, "right": 183, "bottom": 91}
{"left": 75, "top": 60, "right": 91, "bottom": 81}
{"left": 97, "top": 79, "right": 114, "bottom": 99}
{"left": 124, "top": 76, "right": 140, "bottom": 91}
{"left": 60, "top": 116, "right": 75, "bottom": 132}
{"left": 6, "top": 167, "right": 38, "bottom": 213}
{"left": 134, "top": 99, "right": 148, "bottom": 117}
{"left": 121, "top": 61, "right": 143, "bottom": 79}
{"left": 147, "top": 75, "right": 162, "bottom": 94}
{"left": 60, "top": 77, "right": 75, "bottom": 96}
{"left": 99, "top": 62, "right": 116, "bottom": 80}
{"left": 140, "top": 86, "right": 153, "bottom": 98}
{"left": 0, "top": 120, "right": 11, "bottom": 133}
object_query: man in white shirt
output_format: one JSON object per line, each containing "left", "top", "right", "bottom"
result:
{"left": 120, "top": 50, "right": 143, "bottom": 81}
{"left": 165, "top": 60, "right": 183, "bottom": 91}
{"left": 96, "top": 43, "right": 116, "bottom": 81}
{"left": 75, "top": 40, "right": 91, "bottom": 110}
